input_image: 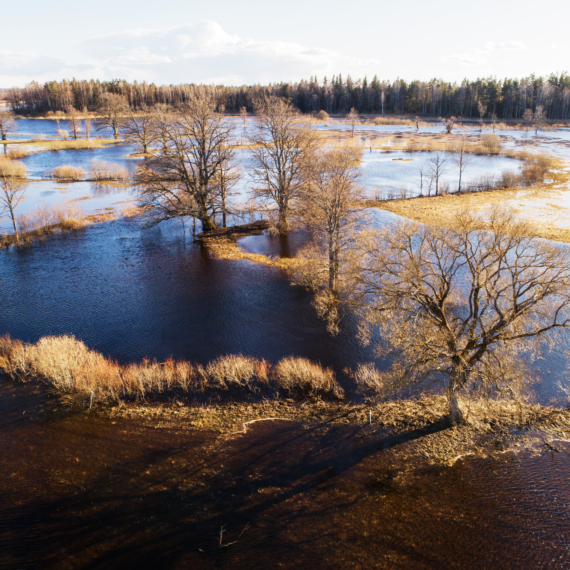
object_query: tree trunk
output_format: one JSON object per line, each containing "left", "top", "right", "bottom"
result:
{"left": 9, "top": 203, "right": 19, "bottom": 244}
{"left": 448, "top": 389, "right": 465, "bottom": 424}
{"left": 200, "top": 213, "right": 216, "bottom": 232}
{"left": 277, "top": 209, "right": 288, "bottom": 234}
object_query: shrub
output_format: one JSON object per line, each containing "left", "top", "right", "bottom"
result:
{"left": 51, "top": 165, "right": 86, "bottom": 181}
{"left": 0, "top": 156, "right": 27, "bottom": 178}
{"left": 499, "top": 170, "right": 520, "bottom": 188}
{"left": 89, "top": 160, "right": 130, "bottom": 181}
{"left": 200, "top": 354, "right": 267, "bottom": 392}
{"left": 273, "top": 357, "right": 344, "bottom": 399}
{"left": 480, "top": 134, "right": 502, "bottom": 154}
{"left": 316, "top": 110, "right": 330, "bottom": 120}
{"left": 520, "top": 155, "right": 555, "bottom": 186}
{"left": 350, "top": 363, "right": 385, "bottom": 397}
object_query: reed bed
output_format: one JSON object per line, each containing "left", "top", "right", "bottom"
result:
{"left": 50, "top": 165, "right": 86, "bottom": 181}
{"left": 42, "top": 140, "right": 106, "bottom": 151}
{"left": 89, "top": 160, "right": 130, "bottom": 182}
{"left": 0, "top": 156, "right": 27, "bottom": 178}
{"left": 0, "top": 334, "right": 345, "bottom": 402}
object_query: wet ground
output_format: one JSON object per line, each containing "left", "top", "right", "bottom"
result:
{"left": 1, "top": 380, "right": 569, "bottom": 569}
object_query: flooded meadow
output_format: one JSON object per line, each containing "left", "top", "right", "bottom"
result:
{"left": 2, "top": 117, "right": 570, "bottom": 568}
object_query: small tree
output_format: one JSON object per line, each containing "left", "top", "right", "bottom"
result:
{"left": 0, "top": 109, "right": 16, "bottom": 141}
{"left": 347, "top": 209, "right": 570, "bottom": 423}
{"left": 121, "top": 105, "right": 158, "bottom": 154}
{"left": 426, "top": 152, "right": 448, "bottom": 195}
{"left": 441, "top": 116, "right": 456, "bottom": 134}
{"left": 451, "top": 136, "right": 473, "bottom": 193}
{"left": 534, "top": 105, "right": 546, "bottom": 135}
{"left": 66, "top": 106, "right": 82, "bottom": 141}
{"left": 347, "top": 108, "right": 359, "bottom": 137}
{"left": 84, "top": 117, "right": 91, "bottom": 140}
{"left": 298, "top": 147, "right": 363, "bottom": 293}
{"left": 95, "top": 93, "right": 129, "bottom": 139}
{"left": 0, "top": 159, "right": 27, "bottom": 242}
{"left": 490, "top": 112, "right": 497, "bottom": 132}
{"left": 477, "top": 101, "right": 487, "bottom": 132}
{"left": 250, "top": 97, "right": 319, "bottom": 234}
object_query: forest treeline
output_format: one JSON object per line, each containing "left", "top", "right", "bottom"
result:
{"left": 6, "top": 72, "right": 570, "bottom": 120}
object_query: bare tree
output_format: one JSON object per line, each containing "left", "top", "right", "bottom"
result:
{"left": 213, "top": 148, "right": 241, "bottom": 228}
{"left": 451, "top": 136, "right": 474, "bottom": 193}
{"left": 415, "top": 116, "right": 420, "bottom": 131}
{"left": 426, "top": 152, "right": 448, "bottom": 195}
{"left": 66, "top": 106, "right": 82, "bottom": 140}
{"left": 0, "top": 109, "right": 16, "bottom": 141}
{"left": 84, "top": 116, "right": 91, "bottom": 140}
{"left": 534, "top": 105, "right": 546, "bottom": 135}
{"left": 477, "top": 101, "right": 487, "bottom": 132}
{"left": 297, "top": 147, "right": 363, "bottom": 293}
{"left": 440, "top": 116, "right": 456, "bottom": 134}
{"left": 95, "top": 93, "right": 129, "bottom": 139}
{"left": 136, "top": 94, "right": 234, "bottom": 232}
{"left": 121, "top": 105, "right": 159, "bottom": 154}
{"left": 347, "top": 108, "right": 359, "bottom": 137}
{"left": 0, "top": 160, "right": 27, "bottom": 242}
{"left": 240, "top": 106, "right": 247, "bottom": 145}
{"left": 490, "top": 112, "right": 498, "bottom": 132}
{"left": 523, "top": 109, "right": 534, "bottom": 131}
{"left": 346, "top": 209, "right": 570, "bottom": 423}
{"left": 249, "top": 97, "right": 318, "bottom": 234}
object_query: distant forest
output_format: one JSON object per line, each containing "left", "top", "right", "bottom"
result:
{"left": 7, "top": 73, "right": 570, "bottom": 120}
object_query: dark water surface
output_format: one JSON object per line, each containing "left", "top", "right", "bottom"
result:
{"left": 1, "top": 380, "right": 569, "bottom": 569}
{"left": 0, "top": 217, "right": 374, "bottom": 373}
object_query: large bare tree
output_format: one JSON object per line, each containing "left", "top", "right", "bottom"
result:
{"left": 346, "top": 209, "right": 570, "bottom": 423}
{"left": 66, "top": 106, "right": 82, "bottom": 141}
{"left": 95, "top": 93, "right": 129, "bottom": 139}
{"left": 136, "top": 95, "right": 235, "bottom": 232}
{"left": 250, "top": 97, "right": 318, "bottom": 234}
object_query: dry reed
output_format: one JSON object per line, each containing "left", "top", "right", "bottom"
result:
{"left": 50, "top": 165, "right": 86, "bottom": 181}
{"left": 0, "top": 334, "right": 345, "bottom": 402}
{"left": 89, "top": 160, "right": 130, "bottom": 181}
{"left": 0, "top": 156, "right": 27, "bottom": 178}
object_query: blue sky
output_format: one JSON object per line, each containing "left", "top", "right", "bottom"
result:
{"left": 0, "top": 0, "right": 567, "bottom": 87}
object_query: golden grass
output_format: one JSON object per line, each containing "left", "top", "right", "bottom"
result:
{"left": 363, "top": 179, "right": 570, "bottom": 244}
{"left": 89, "top": 160, "right": 130, "bottom": 181}
{"left": 51, "top": 165, "right": 86, "bottom": 181}
{"left": 0, "top": 334, "right": 345, "bottom": 402}
{"left": 42, "top": 140, "right": 108, "bottom": 151}
{"left": 202, "top": 236, "right": 299, "bottom": 269}
{"left": 0, "top": 156, "right": 27, "bottom": 178}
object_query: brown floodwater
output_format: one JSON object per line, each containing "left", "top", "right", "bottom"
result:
{"left": 1, "top": 378, "right": 569, "bottom": 569}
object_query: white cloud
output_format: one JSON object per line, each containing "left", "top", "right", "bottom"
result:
{"left": 0, "top": 50, "right": 65, "bottom": 76}
{"left": 0, "top": 21, "right": 380, "bottom": 87}
{"left": 442, "top": 40, "right": 526, "bottom": 68}
{"left": 75, "top": 21, "right": 379, "bottom": 84}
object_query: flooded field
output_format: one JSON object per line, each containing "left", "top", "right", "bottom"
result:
{"left": 2, "top": 116, "right": 570, "bottom": 568}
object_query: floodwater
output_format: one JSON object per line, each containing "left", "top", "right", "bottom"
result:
{"left": 2, "top": 117, "right": 570, "bottom": 568}
{"left": 1, "top": 379, "right": 570, "bottom": 569}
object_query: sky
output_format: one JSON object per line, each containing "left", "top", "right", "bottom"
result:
{"left": 0, "top": 0, "right": 568, "bottom": 88}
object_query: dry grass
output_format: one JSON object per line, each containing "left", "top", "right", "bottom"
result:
{"left": 42, "top": 140, "right": 106, "bottom": 151}
{"left": 0, "top": 334, "right": 346, "bottom": 402}
{"left": 89, "top": 160, "right": 130, "bottom": 182}
{"left": 50, "top": 165, "right": 86, "bottom": 181}
{"left": 0, "top": 156, "right": 27, "bottom": 178}
{"left": 6, "top": 148, "right": 30, "bottom": 159}
{"left": 274, "top": 357, "right": 344, "bottom": 399}
{"left": 202, "top": 235, "right": 299, "bottom": 269}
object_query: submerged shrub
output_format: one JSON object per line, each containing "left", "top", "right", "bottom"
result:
{"left": 51, "top": 165, "right": 86, "bottom": 181}
{"left": 89, "top": 160, "right": 130, "bottom": 181}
